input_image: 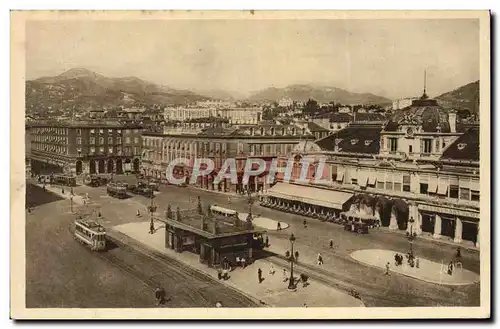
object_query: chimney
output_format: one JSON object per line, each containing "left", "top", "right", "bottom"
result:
{"left": 448, "top": 110, "right": 457, "bottom": 133}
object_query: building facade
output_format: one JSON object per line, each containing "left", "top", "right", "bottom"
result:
{"left": 141, "top": 122, "right": 315, "bottom": 193}
{"left": 27, "top": 120, "right": 143, "bottom": 176}
{"left": 265, "top": 94, "right": 480, "bottom": 248}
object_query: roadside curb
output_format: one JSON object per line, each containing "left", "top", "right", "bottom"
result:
{"left": 106, "top": 228, "right": 269, "bottom": 308}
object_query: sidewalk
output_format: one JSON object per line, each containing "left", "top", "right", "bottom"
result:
{"left": 33, "top": 183, "right": 85, "bottom": 205}
{"left": 111, "top": 221, "right": 364, "bottom": 308}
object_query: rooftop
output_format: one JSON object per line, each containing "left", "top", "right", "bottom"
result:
{"left": 315, "top": 124, "right": 382, "bottom": 154}
{"left": 441, "top": 127, "right": 480, "bottom": 162}
{"left": 161, "top": 207, "right": 261, "bottom": 239}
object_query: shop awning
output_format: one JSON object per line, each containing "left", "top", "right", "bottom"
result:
{"left": 358, "top": 173, "right": 368, "bottom": 187}
{"left": 266, "top": 182, "right": 353, "bottom": 210}
{"left": 336, "top": 169, "right": 344, "bottom": 182}
{"left": 437, "top": 178, "right": 448, "bottom": 195}
{"left": 428, "top": 179, "right": 438, "bottom": 194}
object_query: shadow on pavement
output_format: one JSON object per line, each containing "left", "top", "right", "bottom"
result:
{"left": 25, "top": 183, "right": 64, "bottom": 208}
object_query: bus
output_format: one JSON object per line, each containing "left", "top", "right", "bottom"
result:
{"left": 73, "top": 218, "right": 107, "bottom": 251}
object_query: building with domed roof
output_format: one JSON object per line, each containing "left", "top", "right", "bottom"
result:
{"left": 266, "top": 90, "right": 480, "bottom": 248}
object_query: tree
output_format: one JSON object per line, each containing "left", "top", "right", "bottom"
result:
{"left": 303, "top": 99, "right": 319, "bottom": 115}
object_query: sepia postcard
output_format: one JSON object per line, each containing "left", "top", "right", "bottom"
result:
{"left": 10, "top": 10, "right": 491, "bottom": 320}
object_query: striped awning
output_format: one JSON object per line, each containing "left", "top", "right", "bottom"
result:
{"left": 266, "top": 182, "right": 353, "bottom": 210}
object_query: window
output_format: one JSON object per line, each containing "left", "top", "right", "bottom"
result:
{"left": 409, "top": 145, "right": 413, "bottom": 153}
{"left": 108, "top": 137, "right": 113, "bottom": 144}
{"left": 351, "top": 178, "right": 358, "bottom": 185}
{"left": 403, "top": 175, "right": 411, "bottom": 192}
{"left": 108, "top": 129, "right": 113, "bottom": 133}
{"left": 134, "top": 147, "right": 139, "bottom": 155}
{"left": 385, "top": 181, "right": 393, "bottom": 190}
{"left": 90, "top": 137, "right": 95, "bottom": 144}
{"left": 108, "top": 148, "right": 113, "bottom": 154}
{"left": 90, "top": 129, "right": 95, "bottom": 134}
{"left": 460, "top": 188, "right": 470, "bottom": 200}
{"left": 76, "top": 129, "right": 81, "bottom": 135}
{"left": 420, "top": 183, "right": 428, "bottom": 194}
{"left": 471, "top": 190, "right": 480, "bottom": 202}
{"left": 389, "top": 138, "right": 398, "bottom": 152}
{"left": 99, "top": 147, "right": 104, "bottom": 153}
{"left": 126, "top": 137, "right": 131, "bottom": 144}
{"left": 99, "top": 137, "right": 104, "bottom": 144}
{"left": 449, "top": 185, "right": 459, "bottom": 199}
{"left": 90, "top": 147, "right": 95, "bottom": 154}
{"left": 77, "top": 137, "right": 82, "bottom": 145}
{"left": 393, "top": 182, "right": 402, "bottom": 191}
{"left": 422, "top": 139, "right": 432, "bottom": 154}
{"left": 134, "top": 137, "right": 139, "bottom": 144}
{"left": 99, "top": 129, "right": 104, "bottom": 134}
{"left": 116, "top": 137, "right": 121, "bottom": 144}
{"left": 377, "top": 181, "right": 385, "bottom": 189}
{"left": 435, "top": 139, "right": 440, "bottom": 152}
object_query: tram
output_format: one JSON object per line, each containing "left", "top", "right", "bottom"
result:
{"left": 52, "top": 174, "right": 77, "bottom": 187}
{"left": 73, "top": 217, "right": 107, "bottom": 251}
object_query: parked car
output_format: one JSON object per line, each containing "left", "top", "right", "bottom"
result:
{"left": 344, "top": 221, "right": 369, "bottom": 234}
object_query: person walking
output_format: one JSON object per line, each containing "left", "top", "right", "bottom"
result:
{"left": 294, "top": 251, "right": 299, "bottom": 263}
{"left": 269, "top": 264, "right": 275, "bottom": 275}
{"left": 329, "top": 239, "right": 333, "bottom": 249}
{"left": 241, "top": 257, "right": 246, "bottom": 269}
{"left": 317, "top": 253, "right": 323, "bottom": 266}
{"left": 265, "top": 235, "right": 269, "bottom": 248}
{"left": 385, "top": 262, "right": 391, "bottom": 275}
{"left": 258, "top": 268, "right": 263, "bottom": 283}
{"left": 282, "top": 269, "right": 288, "bottom": 282}
{"left": 303, "top": 219, "right": 307, "bottom": 229}
{"left": 277, "top": 221, "right": 282, "bottom": 231}
{"left": 137, "top": 209, "right": 141, "bottom": 218}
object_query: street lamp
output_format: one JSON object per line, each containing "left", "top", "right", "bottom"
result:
{"left": 70, "top": 195, "right": 73, "bottom": 213}
{"left": 407, "top": 216, "right": 416, "bottom": 254}
{"left": 247, "top": 190, "right": 254, "bottom": 218}
{"left": 288, "top": 233, "right": 297, "bottom": 292}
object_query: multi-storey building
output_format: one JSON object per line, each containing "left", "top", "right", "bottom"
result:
{"left": 265, "top": 92, "right": 480, "bottom": 248}
{"left": 216, "top": 108, "right": 263, "bottom": 125}
{"left": 141, "top": 122, "right": 314, "bottom": 193}
{"left": 27, "top": 120, "right": 143, "bottom": 175}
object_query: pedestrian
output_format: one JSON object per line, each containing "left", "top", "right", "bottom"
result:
{"left": 258, "top": 268, "right": 263, "bottom": 283}
{"left": 385, "top": 262, "right": 390, "bottom": 275}
{"left": 294, "top": 251, "right": 299, "bottom": 263}
{"left": 149, "top": 222, "right": 155, "bottom": 234}
{"left": 98, "top": 211, "right": 102, "bottom": 218}
{"left": 269, "top": 264, "right": 275, "bottom": 275}
{"left": 282, "top": 269, "right": 288, "bottom": 282}
{"left": 303, "top": 303, "right": 307, "bottom": 308}
{"left": 217, "top": 267, "right": 222, "bottom": 280}
{"left": 277, "top": 221, "right": 281, "bottom": 231}
{"left": 303, "top": 219, "right": 307, "bottom": 228}
{"left": 265, "top": 235, "right": 269, "bottom": 248}
{"left": 154, "top": 287, "right": 162, "bottom": 305}
{"left": 416, "top": 257, "right": 420, "bottom": 268}
{"left": 215, "top": 301, "right": 223, "bottom": 308}
{"left": 62, "top": 187, "right": 65, "bottom": 194}
{"left": 329, "top": 239, "right": 333, "bottom": 249}
{"left": 137, "top": 209, "right": 141, "bottom": 217}
{"left": 236, "top": 256, "right": 241, "bottom": 267}
{"left": 317, "top": 253, "right": 323, "bottom": 266}
{"left": 241, "top": 257, "right": 246, "bottom": 269}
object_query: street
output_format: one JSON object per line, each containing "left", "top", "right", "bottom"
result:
{"left": 36, "top": 180, "right": 480, "bottom": 307}
{"left": 25, "top": 183, "right": 257, "bottom": 308}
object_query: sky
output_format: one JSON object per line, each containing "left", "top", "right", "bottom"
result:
{"left": 25, "top": 19, "right": 480, "bottom": 100}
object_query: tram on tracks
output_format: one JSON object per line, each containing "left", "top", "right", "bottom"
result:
{"left": 73, "top": 217, "right": 107, "bottom": 251}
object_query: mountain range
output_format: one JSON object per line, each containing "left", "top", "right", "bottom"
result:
{"left": 246, "top": 84, "right": 392, "bottom": 105}
{"left": 26, "top": 68, "right": 210, "bottom": 111}
{"left": 25, "top": 68, "right": 479, "bottom": 113}
{"left": 436, "top": 80, "right": 479, "bottom": 113}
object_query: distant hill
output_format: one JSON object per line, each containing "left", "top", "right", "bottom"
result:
{"left": 436, "top": 80, "right": 479, "bottom": 113}
{"left": 192, "top": 89, "right": 247, "bottom": 101}
{"left": 26, "top": 68, "right": 210, "bottom": 112}
{"left": 247, "top": 84, "right": 392, "bottom": 105}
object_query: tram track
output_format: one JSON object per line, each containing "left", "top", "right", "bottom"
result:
{"left": 68, "top": 222, "right": 258, "bottom": 307}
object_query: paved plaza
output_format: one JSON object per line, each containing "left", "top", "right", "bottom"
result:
{"left": 112, "top": 221, "right": 364, "bottom": 307}
{"left": 350, "top": 249, "right": 480, "bottom": 286}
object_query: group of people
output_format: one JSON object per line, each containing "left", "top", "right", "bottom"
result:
{"left": 393, "top": 251, "right": 419, "bottom": 268}
{"left": 285, "top": 250, "right": 300, "bottom": 263}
